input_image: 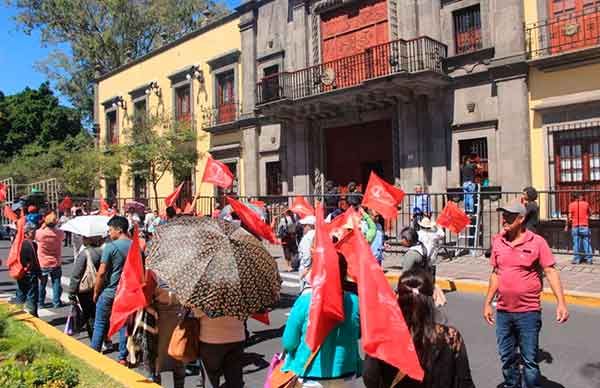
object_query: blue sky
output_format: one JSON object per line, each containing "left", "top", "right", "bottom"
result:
{"left": 0, "top": 1, "right": 241, "bottom": 104}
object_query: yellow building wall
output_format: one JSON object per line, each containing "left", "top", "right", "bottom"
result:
{"left": 97, "top": 17, "right": 241, "bottom": 204}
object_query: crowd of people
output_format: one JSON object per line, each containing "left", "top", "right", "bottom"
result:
{"left": 5, "top": 184, "right": 576, "bottom": 388}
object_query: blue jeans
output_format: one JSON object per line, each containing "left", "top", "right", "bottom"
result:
{"left": 571, "top": 226, "right": 593, "bottom": 264}
{"left": 39, "top": 266, "right": 62, "bottom": 307}
{"left": 91, "top": 292, "right": 128, "bottom": 361}
{"left": 496, "top": 310, "right": 542, "bottom": 388}
{"left": 16, "top": 271, "right": 39, "bottom": 317}
{"left": 463, "top": 181, "right": 475, "bottom": 213}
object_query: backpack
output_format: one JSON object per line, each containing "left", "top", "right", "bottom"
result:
{"left": 411, "top": 243, "right": 436, "bottom": 280}
{"left": 7, "top": 220, "right": 26, "bottom": 280}
{"left": 78, "top": 249, "right": 97, "bottom": 293}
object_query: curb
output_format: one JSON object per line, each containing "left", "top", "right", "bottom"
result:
{"left": 1, "top": 302, "right": 159, "bottom": 388}
{"left": 385, "top": 273, "right": 600, "bottom": 309}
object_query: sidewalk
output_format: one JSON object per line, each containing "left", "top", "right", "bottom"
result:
{"left": 266, "top": 244, "right": 600, "bottom": 302}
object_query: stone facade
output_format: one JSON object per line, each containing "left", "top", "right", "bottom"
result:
{"left": 238, "top": 0, "right": 532, "bottom": 195}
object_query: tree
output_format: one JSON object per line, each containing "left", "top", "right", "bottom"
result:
{"left": 8, "top": 0, "right": 228, "bottom": 122}
{"left": 125, "top": 113, "right": 201, "bottom": 211}
{"left": 0, "top": 83, "right": 82, "bottom": 160}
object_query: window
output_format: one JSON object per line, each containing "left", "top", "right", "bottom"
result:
{"left": 133, "top": 99, "right": 147, "bottom": 126}
{"left": 262, "top": 65, "right": 280, "bottom": 102}
{"left": 549, "top": 0, "right": 600, "bottom": 53}
{"left": 175, "top": 85, "right": 191, "bottom": 122}
{"left": 134, "top": 176, "right": 147, "bottom": 202}
{"left": 453, "top": 5, "right": 483, "bottom": 55}
{"left": 459, "top": 138, "right": 488, "bottom": 185}
{"left": 106, "top": 111, "right": 118, "bottom": 144}
{"left": 266, "top": 161, "right": 282, "bottom": 195}
{"left": 106, "top": 178, "right": 118, "bottom": 204}
{"left": 559, "top": 144, "right": 583, "bottom": 182}
{"left": 554, "top": 132, "right": 600, "bottom": 184}
{"left": 216, "top": 71, "right": 236, "bottom": 124}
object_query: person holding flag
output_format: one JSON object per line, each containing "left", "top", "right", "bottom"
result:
{"left": 91, "top": 216, "right": 131, "bottom": 365}
{"left": 363, "top": 269, "right": 475, "bottom": 388}
{"left": 15, "top": 223, "right": 41, "bottom": 317}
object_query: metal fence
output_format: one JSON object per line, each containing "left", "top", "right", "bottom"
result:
{"left": 6, "top": 189, "right": 600, "bottom": 257}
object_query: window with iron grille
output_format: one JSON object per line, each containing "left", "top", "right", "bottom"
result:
{"left": 453, "top": 5, "right": 483, "bottom": 55}
{"left": 133, "top": 99, "right": 147, "bottom": 127}
{"left": 175, "top": 85, "right": 191, "bottom": 122}
{"left": 554, "top": 127, "right": 600, "bottom": 184}
{"left": 266, "top": 161, "right": 282, "bottom": 195}
{"left": 106, "top": 110, "right": 118, "bottom": 145}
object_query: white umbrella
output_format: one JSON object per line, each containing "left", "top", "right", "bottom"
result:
{"left": 60, "top": 215, "right": 111, "bottom": 237}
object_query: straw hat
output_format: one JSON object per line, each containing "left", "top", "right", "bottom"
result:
{"left": 417, "top": 217, "right": 435, "bottom": 229}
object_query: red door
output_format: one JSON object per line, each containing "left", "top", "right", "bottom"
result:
{"left": 320, "top": 0, "right": 389, "bottom": 89}
{"left": 550, "top": 0, "right": 600, "bottom": 54}
{"left": 217, "top": 72, "right": 236, "bottom": 124}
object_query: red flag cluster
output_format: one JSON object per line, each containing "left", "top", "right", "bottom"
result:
{"left": 361, "top": 172, "right": 405, "bottom": 219}
{"left": 202, "top": 156, "right": 234, "bottom": 189}
{"left": 305, "top": 203, "right": 344, "bottom": 351}
{"left": 165, "top": 183, "right": 184, "bottom": 208}
{"left": 289, "top": 196, "right": 315, "bottom": 219}
{"left": 436, "top": 201, "right": 470, "bottom": 234}
{"left": 108, "top": 225, "right": 148, "bottom": 337}
{"left": 225, "top": 196, "right": 278, "bottom": 244}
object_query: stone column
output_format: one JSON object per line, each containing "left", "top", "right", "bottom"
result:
{"left": 428, "top": 94, "right": 450, "bottom": 193}
{"left": 292, "top": 0, "right": 309, "bottom": 70}
{"left": 291, "top": 123, "right": 311, "bottom": 195}
{"left": 492, "top": 0, "right": 525, "bottom": 59}
{"left": 242, "top": 126, "right": 260, "bottom": 196}
{"left": 496, "top": 76, "right": 531, "bottom": 191}
{"left": 417, "top": 0, "right": 441, "bottom": 40}
{"left": 397, "top": 99, "right": 423, "bottom": 190}
{"left": 239, "top": 7, "right": 257, "bottom": 117}
{"left": 398, "top": 0, "right": 418, "bottom": 40}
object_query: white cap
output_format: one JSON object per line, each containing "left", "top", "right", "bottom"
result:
{"left": 299, "top": 215, "right": 316, "bottom": 226}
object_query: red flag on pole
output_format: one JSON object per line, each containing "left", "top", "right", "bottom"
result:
{"left": 361, "top": 172, "right": 405, "bottom": 220}
{"left": 0, "top": 183, "right": 7, "bottom": 202}
{"left": 108, "top": 225, "right": 148, "bottom": 337}
{"left": 165, "top": 183, "right": 184, "bottom": 208}
{"left": 59, "top": 196, "right": 73, "bottom": 212}
{"left": 325, "top": 207, "right": 361, "bottom": 241}
{"left": 225, "top": 196, "right": 278, "bottom": 244}
{"left": 251, "top": 312, "right": 270, "bottom": 325}
{"left": 3, "top": 205, "right": 17, "bottom": 222}
{"left": 99, "top": 197, "right": 110, "bottom": 216}
{"left": 305, "top": 202, "right": 344, "bottom": 351}
{"left": 337, "top": 227, "right": 424, "bottom": 381}
{"left": 436, "top": 201, "right": 471, "bottom": 234}
{"left": 289, "top": 196, "right": 315, "bottom": 219}
{"left": 202, "top": 156, "right": 234, "bottom": 189}
{"left": 6, "top": 217, "right": 26, "bottom": 279}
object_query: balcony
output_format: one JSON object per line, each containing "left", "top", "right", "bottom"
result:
{"left": 526, "top": 6, "right": 600, "bottom": 65}
{"left": 256, "top": 36, "right": 448, "bottom": 108}
{"left": 201, "top": 102, "right": 241, "bottom": 130}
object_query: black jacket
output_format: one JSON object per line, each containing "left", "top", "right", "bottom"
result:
{"left": 363, "top": 324, "right": 475, "bottom": 388}
{"left": 20, "top": 240, "right": 40, "bottom": 273}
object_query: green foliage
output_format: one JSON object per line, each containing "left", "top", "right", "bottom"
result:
{"left": 0, "top": 361, "right": 28, "bottom": 388}
{"left": 0, "top": 83, "right": 82, "bottom": 160}
{"left": 26, "top": 357, "right": 79, "bottom": 387}
{"left": 125, "top": 113, "right": 201, "bottom": 210}
{"left": 8, "top": 0, "right": 228, "bottom": 121}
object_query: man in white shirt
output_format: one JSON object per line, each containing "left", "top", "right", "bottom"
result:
{"left": 417, "top": 217, "right": 445, "bottom": 265}
{"left": 297, "top": 215, "right": 316, "bottom": 293}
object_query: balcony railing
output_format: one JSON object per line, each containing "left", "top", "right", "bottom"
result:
{"left": 201, "top": 102, "right": 241, "bottom": 129}
{"left": 256, "top": 36, "right": 447, "bottom": 105}
{"left": 526, "top": 6, "right": 600, "bottom": 60}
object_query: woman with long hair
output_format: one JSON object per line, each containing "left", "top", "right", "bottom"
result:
{"left": 363, "top": 269, "right": 475, "bottom": 388}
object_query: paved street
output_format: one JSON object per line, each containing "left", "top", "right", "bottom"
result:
{"left": 1, "top": 240, "right": 599, "bottom": 388}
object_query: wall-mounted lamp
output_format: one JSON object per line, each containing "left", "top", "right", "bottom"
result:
{"left": 188, "top": 65, "right": 205, "bottom": 84}
{"left": 145, "top": 81, "right": 161, "bottom": 98}
{"left": 112, "top": 95, "right": 126, "bottom": 110}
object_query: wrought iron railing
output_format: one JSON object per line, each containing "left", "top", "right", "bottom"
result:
{"left": 200, "top": 102, "right": 241, "bottom": 129}
{"left": 256, "top": 36, "right": 447, "bottom": 105}
{"left": 526, "top": 6, "right": 600, "bottom": 60}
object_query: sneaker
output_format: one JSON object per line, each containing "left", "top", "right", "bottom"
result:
{"left": 102, "top": 340, "right": 114, "bottom": 353}
{"left": 118, "top": 359, "right": 128, "bottom": 367}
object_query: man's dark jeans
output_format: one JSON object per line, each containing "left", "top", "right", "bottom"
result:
{"left": 16, "top": 272, "right": 39, "bottom": 317}
{"left": 496, "top": 310, "right": 542, "bottom": 388}
{"left": 91, "top": 291, "right": 128, "bottom": 361}
{"left": 39, "top": 266, "right": 62, "bottom": 307}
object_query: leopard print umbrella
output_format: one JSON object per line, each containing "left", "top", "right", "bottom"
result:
{"left": 146, "top": 216, "right": 281, "bottom": 319}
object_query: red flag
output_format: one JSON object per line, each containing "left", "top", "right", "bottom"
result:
{"left": 251, "top": 312, "right": 270, "bottom": 325}
{"left": 99, "top": 197, "right": 110, "bottom": 216}
{"left": 202, "top": 156, "right": 234, "bottom": 189}
{"left": 0, "top": 183, "right": 7, "bottom": 202}
{"left": 3, "top": 205, "right": 17, "bottom": 222}
{"left": 225, "top": 196, "right": 278, "bottom": 244}
{"left": 305, "top": 203, "right": 344, "bottom": 351}
{"left": 165, "top": 183, "right": 184, "bottom": 208}
{"left": 59, "top": 196, "right": 73, "bottom": 212}
{"left": 108, "top": 225, "right": 147, "bottom": 337}
{"left": 437, "top": 201, "right": 470, "bottom": 234}
{"left": 6, "top": 218, "right": 26, "bottom": 279}
{"left": 183, "top": 201, "right": 193, "bottom": 214}
{"left": 289, "top": 196, "right": 315, "bottom": 219}
{"left": 361, "top": 172, "right": 405, "bottom": 220}
{"left": 337, "top": 227, "right": 424, "bottom": 381}
{"left": 325, "top": 207, "right": 361, "bottom": 241}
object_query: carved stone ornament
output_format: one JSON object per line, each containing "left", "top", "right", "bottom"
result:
{"left": 564, "top": 23, "right": 579, "bottom": 37}
{"left": 320, "top": 68, "right": 336, "bottom": 86}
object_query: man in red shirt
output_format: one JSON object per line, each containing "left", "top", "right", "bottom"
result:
{"left": 484, "top": 201, "right": 569, "bottom": 388}
{"left": 565, "top": 192, "right": 593, "bottom": 264}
